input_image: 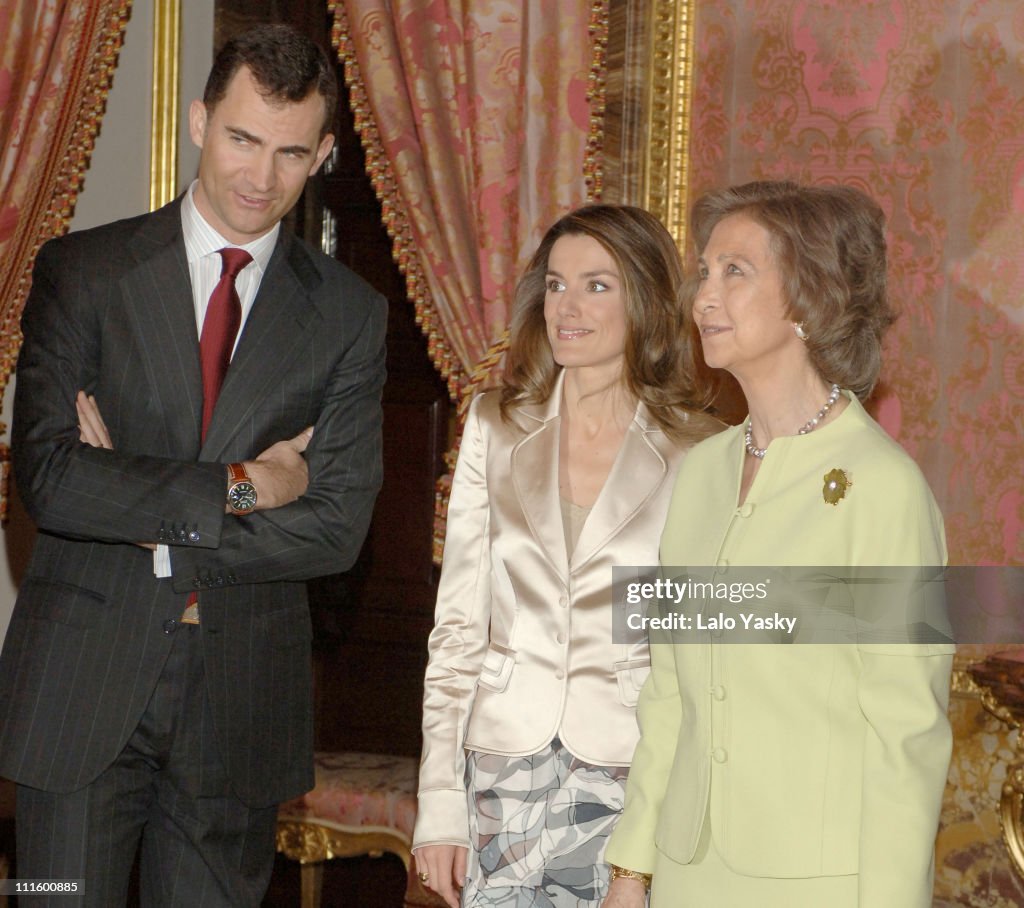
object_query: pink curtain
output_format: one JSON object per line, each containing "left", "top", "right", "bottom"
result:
{"left": 329, "top": 0, "right": 601, "bottom": 399}
{"left": 0, "top": 0, "right": 132, "bottom": 515}
{"left": 688, "top": 0, "right": 1023, "bottom": 569}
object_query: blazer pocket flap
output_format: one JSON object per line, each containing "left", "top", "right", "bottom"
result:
{"left": 614, "top": 657, "right": 651, "bottom": 707}
{"left": 18, "top": 577, "right": 105, "bottom": 629}
{"left": 477, "top": 644, "right": 516, "bottom": 693}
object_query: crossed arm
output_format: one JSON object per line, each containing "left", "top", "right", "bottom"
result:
{"left": 16, "top": 234, "right": 386, "bottom": 588}
{"left": 76, "top": 391, "right": 312, "bottom": 514}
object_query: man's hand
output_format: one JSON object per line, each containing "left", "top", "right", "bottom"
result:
{"left": 77, "top": 392, "right": 112, "bottom": 449}
{"left": 240, "top": 426, "right": 314, "bottom": 511}
{"left": 414, "top": 844, "right": 467, "bottom": 908}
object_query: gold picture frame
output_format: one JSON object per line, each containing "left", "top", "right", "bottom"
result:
{"left": 642, "top": 0, "right": 697, "bottom": 251}
{"left": 149, "top": 0, "right": 181, "bottom": 210}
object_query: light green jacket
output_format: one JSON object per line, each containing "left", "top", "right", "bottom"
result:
{"left": 606, "top": 394, "right": 953, "bottom": 908}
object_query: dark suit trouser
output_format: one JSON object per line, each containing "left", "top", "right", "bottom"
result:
{"left": 15, "top": 623, "right": 277, "bottom": 907}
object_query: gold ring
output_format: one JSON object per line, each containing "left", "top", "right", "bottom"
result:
{"left": 418, "top": 871, "right": 430, "bottom": 883}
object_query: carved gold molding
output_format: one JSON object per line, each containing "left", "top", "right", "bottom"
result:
{"left": 970, "top": 656, "right": 1024, "bottom": 879}
{"left": 276, "top": 819, "right": 412, "bottom": 870}
{"left": 149, "top": 0, "right": 181, "bottom": 210}
{"left": 643, "top": 0, "right": 697, "bottom": 251}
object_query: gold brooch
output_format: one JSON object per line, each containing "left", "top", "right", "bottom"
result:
{"left": 822, "top": 468, "right": 852, "bottom": 505}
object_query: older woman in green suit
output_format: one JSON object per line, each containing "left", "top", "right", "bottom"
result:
{"left": 603, "top": 181, "right": 953, "bottom": 908}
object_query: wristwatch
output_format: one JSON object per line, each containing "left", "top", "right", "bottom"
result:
{"left": 226, "top": 462, "right": 257, "bottom": 514}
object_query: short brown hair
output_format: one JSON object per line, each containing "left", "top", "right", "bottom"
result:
{"left": 204, "top": 24, "right": 338, "bottom": 138}
{"left": 500, "top": 204, "right": 710, "bottom": 440}
{"left": 689, "top": 180, "right": 895, "bottom": 399}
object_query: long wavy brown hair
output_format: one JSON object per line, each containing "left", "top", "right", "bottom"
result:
{"left": 500, "top": 204, "right": 711, "bottom": 441}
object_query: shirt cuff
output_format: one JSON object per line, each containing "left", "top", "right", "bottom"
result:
{"left": 153, "top": 544, "right": 171, "bottom": 578}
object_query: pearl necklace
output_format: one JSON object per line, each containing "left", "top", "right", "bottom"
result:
{"left": 744, "top": 383, "right": 841, "bottom": 459}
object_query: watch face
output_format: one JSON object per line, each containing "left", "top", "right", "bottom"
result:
{"left": 228, "top": 480, "right": 258, "bottom": 513}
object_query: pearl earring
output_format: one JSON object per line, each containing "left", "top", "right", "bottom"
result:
{"left": 793, "top": 322, "right": 809, "bottom": 341}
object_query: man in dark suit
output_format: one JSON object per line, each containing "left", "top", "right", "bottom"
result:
{"left": 0, "top": 24, "right": 385, "bottom": 906}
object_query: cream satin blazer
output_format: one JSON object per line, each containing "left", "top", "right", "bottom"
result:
{"left": 413, "top": 373, "right": 719, "bottom": 850}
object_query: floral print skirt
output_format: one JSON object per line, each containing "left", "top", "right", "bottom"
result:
{"left": 462, "top": 738, "right": 629, "bottom": 907}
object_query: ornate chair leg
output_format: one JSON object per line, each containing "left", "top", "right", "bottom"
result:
{"left": 300, "top": 861, "right": 324, "bottom": 908}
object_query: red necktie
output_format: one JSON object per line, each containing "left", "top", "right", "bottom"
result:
{"left": 183, "top": 248, "right": 252, "bottom": 625}
{"left": 199, "top": 247, "right": 252, "bottom": 442}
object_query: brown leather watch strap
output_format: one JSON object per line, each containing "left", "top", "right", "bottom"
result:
{"left": 227, "top": 462, "right": 249, "bottom": 484}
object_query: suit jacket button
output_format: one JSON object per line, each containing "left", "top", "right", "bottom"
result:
{"left": 189, "top": 530, "right": 200, "bottom": 542}
{"left": 162, "top": 619, "right": 177, "bottom": 635}
{"left": 192, "top": 576, "right": 202, "bottom": 586}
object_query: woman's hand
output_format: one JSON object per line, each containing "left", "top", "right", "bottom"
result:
{"left": 601, "top": 875, "right": 648, "bottom": 907}
{"left": 415, "top": 843, "right": 468, "bottom": 908}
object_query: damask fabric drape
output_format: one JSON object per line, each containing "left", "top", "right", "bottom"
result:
{"left": 687, "top": 0, "right": 1023, "bottom": 568}
{"left": 329, "top": 0, "right": 599, "bottom": 399}
{"left": 0, "top": 0, "right": 132, "bottom": 515}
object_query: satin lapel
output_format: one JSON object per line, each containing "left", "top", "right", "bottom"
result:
{"left": 570, "top": 404, "right": 668, "bottom": 572}
{"left": 510, "top": 373, "right": 568, "bottom": 579}
{"left": 200, "top": 236, "right": 320, "bottom": 458}
{"left": 120, "top": 201, "right": 203, "bottom": 456}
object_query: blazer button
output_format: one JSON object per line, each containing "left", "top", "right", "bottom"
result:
{"left": 192, "top": 576, "right": 202, "bottom": 586}
{"left": 162, "top": 619, "right": 177, "bottom": 635}
{"left": 712, "top": 747, "right": 728, "bottom": 763}
{"left": 189, "top": 530, "right": 200, "bottom": 543}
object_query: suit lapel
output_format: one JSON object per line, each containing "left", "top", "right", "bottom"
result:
{"left": 510, "top": 378, "right": 670, "bottom": 578}
{"left": 200, "top": 234, "right": 321, "bottom": 459}
{"left": 510, "top": 372, "right": 569, "bottom": 579}
{"left": 570, "top": 402, "right": 668, "bottom": 571}
{"left": 120, "top": 200, "right": 204, "bottom": 456}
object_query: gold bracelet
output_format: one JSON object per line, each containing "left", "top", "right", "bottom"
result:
{"left": 608, "top": 863, "right": 652, "bottom": 890}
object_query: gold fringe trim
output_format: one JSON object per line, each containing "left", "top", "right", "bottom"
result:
{"left": 328, "top": 1, "right": 466, "bottom": 403}
{"left": 0, "top": 0, "right": 133, "bottom": 520}
{"left": 430, "top": 329, "right": 512, "bottom": 562}
{"left": 585, "top": 0, "right": 610, "bottom": 203}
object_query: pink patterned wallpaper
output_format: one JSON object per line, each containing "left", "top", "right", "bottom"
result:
{"left": 689, "top": 0, "right": 1023, "bottom": 567}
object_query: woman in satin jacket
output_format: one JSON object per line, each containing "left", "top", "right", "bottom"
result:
{"left": 412, "top": 204, "right": 722, "bottom": 907}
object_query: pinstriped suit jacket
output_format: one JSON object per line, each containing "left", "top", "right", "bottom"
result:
{"left": 0, "top": 197, "right": 386, "bottom": 806}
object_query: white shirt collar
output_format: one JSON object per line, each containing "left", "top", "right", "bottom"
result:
{"left": 180, "top": 180, "right": 279, "bottom": 272}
